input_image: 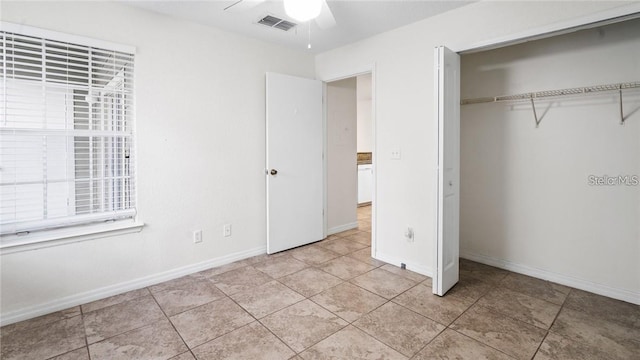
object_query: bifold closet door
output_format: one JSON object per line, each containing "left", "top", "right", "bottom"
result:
{"left": 434, "top": 46, "right": 460, "bottom": 296}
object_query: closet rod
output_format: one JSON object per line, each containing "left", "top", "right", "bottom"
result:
{"left": 461, "top": 81, "right": 640, "bottom": 105}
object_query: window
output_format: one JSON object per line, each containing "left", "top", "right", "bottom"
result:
{"left": 0, "top": 24, "right": 137, "bottom": 245}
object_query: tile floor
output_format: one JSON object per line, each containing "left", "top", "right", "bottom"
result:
{"left": 2, "top": 205, "right": 639, "bottom": 359}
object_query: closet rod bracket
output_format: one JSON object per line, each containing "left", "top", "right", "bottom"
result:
{"left": 619, "top": 87, "right": 625, "bottom": 125}
{"left": 530, "top": 97, "right": 541, "bottom": 128}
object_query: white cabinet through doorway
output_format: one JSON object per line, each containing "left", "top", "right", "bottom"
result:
{"left": 357, "top": 164, "right": 373, "bottom": 204}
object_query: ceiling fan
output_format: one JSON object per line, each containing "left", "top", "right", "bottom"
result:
{"left": 224, "top": 0, "right": 337, "bottom": 29}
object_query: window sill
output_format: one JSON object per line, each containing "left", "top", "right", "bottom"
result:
{"left": 0, "top": 221, "right": 145, "bottom": 255}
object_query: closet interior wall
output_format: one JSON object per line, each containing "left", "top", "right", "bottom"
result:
{"left": 459, "top": 19, "right": 640, "bottom": 303}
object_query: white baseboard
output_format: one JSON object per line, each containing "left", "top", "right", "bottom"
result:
{"left": 0, "top": 246, "right": 267, "bottom": 326}
{"left": 374, "top": 251, "right": 433, "bottom": 278}
{"left": 460, "top": 251, "right": 640, "bottom": 305}
{"left": 327, "top": 222, "right": 358, "bottom": 236}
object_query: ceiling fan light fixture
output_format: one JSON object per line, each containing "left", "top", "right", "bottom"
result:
{"left": 284, "top": 0, "right": 322, "bottom": 22}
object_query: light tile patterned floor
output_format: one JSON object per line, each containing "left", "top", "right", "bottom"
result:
{"left": 2, "top": 205, "right": 639, "bottom": 360}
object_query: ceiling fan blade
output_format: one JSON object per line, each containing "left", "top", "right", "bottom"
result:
{"left": 315, "top": 0, "right": 337, "bottom": 29}
{"left": 224, "top": 0, "right": 267, "bottom": 13}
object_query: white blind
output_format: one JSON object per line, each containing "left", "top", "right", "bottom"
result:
{"left": 0, "top": 26, "right": 136, "bottom": 237}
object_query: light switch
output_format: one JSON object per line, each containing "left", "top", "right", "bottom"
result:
{"left": 391, "top": 148, "right": 401, "bottom": 160}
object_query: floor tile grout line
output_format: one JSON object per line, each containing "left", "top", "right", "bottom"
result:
{"left": 328, "top": 275, "right": 389, "bottom": 303}
{"left": 464, "top": 263, "right": 573, "bottom": 307}
{"left": 87, "top": 317, "right": 178, "bottom": 354}
{"left": 460, "top": 263, "right": 576, "bottom": 327}
{"left": 185, "top": 320, "right": 261, "bottom": 354}
{"left": 304, "top": 283, "right": 389, "bottom": 326}
{"left": 498, "top": 275, "right": 571, "bottom": 307}
{"left": 0, "top": 309, "right": 80, "bottom": 336}
{"left": 387, "top": 285, "right": 450, "bottom": 326}
{"left": 455, "top": 275, "right": 561, "bottom": 332}
{"left": 255, "top": 275, "right": 351, "bottom": 356}
{"left": 531, "top": 331, "right": 551, "bottom": 360}
{"left": 274, "top": 273, "right": 344, "bottom": 299}
{"left": 470, "top": 299, "right": 557, "bottom": 333}
{"left": 288, "top": 321, "right": 350, "bottom": 356}
{"left": 42, "top": 344, "right": 88, "bottom": 360}
{"left": 413, "top": 278, "right": 493, "bottom": 356}
{"left": 551, "top": 287, "right": 571, "bottom": 328}
{"left": 298, "top": 272, "right": 425, "bottom": 356}
{"left": 403, "top": 326, "right": 448, "bottom": 359}
{"left": 278, "top": 269, "right": 345, "bottom": 295}
{"left": 80, "top": 290, "right": 151, "bottom": 316}
{"left": 177, "top": 292, "right": 261, "bottom": 351}
{"left": 80, "top": 309, "right": 92, "bottom": 360}
{"left": 533, "top": 286, "right": 573, "bottom": 358}
{"left": 211, "top": 290, "right": 315, "bottom": 356}
{"left": 305, "top": 296, "right": 353, "bottom": 324}
{"left": 348, "top": 299, "right": 431, "bottom": 358}
{"left": 148, "top": 291, "right": 191, "bottom": 356}
{"left": 177, "top": 349, "right": 198, "bottom": 360}
{"left": 288, "top": 245, "right": 408, "bottom": 356}
{"left": 445, "top": 297, "right": 548, "bottom": 360}
{"left": 347, "top": 264, "right": 426, "bottom": 290}
{"left": 198, "top": 260, "right": 258, "bottom": 280}
{"left": 17, "top": 313, "right": 88, "bottom": 360}
{"left": 82, "top": 296, "right": 174, "bottom": 343}
{"left": 492, "top": 282, "right": 568, "bottom": 310}
{"left": 200, "top": 320, "right": 260, "bottom": 352}
{"left": 339, "top": 322, "right": 410, "bottom": 358}
{"left": 345, "top": 268, "right": 420, "bottom": 301}
{"left": 444, "top": 279, "right": 494, "bottom": 326}
{"left": 254, "top": 265, "right": 313, "bottom": 281}
{"left": 147, "top": 284, "right": 228, "bottom": 319}
{"left": 255, "top": 312, "right": 303, "bottom": 356}
{"left": 451, "top": 328, "right": 519, "bottom": 360}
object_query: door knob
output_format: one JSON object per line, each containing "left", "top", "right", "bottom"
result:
{"left": 270, "top": 169, "right": 278, "bottom": 175}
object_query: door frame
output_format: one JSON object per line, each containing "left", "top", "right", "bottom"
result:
{"left": 319, "top": 63, "right": 377, "bottom": 256}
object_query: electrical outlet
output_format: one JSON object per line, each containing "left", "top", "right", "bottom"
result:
{"left": 405, "top": 227, "right": 414, "bottom": 242}
{"left": 223, "top": 224, "right": 232, "bottom": 237}
{"left": 391, "top": 148, "right": 401, "bottom": 160}
{"left": 193, "top": 230, "right": 202, "bottom": 243}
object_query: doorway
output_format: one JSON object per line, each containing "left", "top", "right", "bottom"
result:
{"left": 326, "top": 71, "right": 375, "bottom": 252}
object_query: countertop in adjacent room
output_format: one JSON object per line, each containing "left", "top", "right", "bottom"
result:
{"left": 357, "top": 152, "right": 372, "bottom": 165}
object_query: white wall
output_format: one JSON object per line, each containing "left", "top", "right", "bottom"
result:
{"left": 460, "top": 19, "right": 640, "bottom": 303}
{"left": 314, "top": 1, "right": 640, "bottom": 279}
{"left": 357, "top": 74, "right": 373, "bottom": 153}
{"left": 0, "top": 1, "right": 314, "bottom": 323}
{"left": 327, "top": 78, "right": 358, "bottom": 233}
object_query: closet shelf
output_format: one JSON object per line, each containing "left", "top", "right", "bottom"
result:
{"left": 461, "top": 81, "right": 640, "bottom": 105}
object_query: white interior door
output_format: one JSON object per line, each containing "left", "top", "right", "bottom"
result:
{"left": 266, "top": 72, "right": 324, "bottom": 254}
{"left": 433, "top": 46, "right": 460, "bottom": 296}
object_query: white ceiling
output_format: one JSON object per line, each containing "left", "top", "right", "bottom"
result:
{"left": 123, "top": 0, "right": 473, "bottom": 53}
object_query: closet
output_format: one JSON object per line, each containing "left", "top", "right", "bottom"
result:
{"left": 458, "top": 18, "right": 640, "bottom": 303}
